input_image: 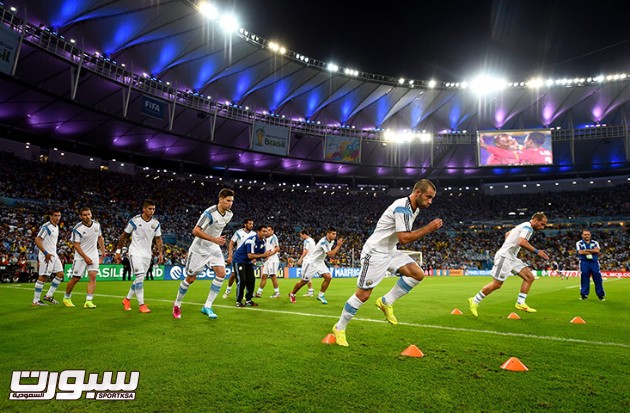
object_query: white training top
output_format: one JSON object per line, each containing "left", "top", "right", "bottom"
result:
{"left": 301, "top": 236, "right": 316, "bottom": 260}
{"left": 496, "top": 221, "right": 533, "bottom": 258}
{"left": 231, "top": 228, "right": 253, "bottom": 249}
{"left": 363, "top": 197, "right": 420, "bottom": 255}
{"left": 124, "top": 214, "right": 162, "bottom": 258}
{"left": 71, "top": 220, "right": 102, "bottom": 260}
{"left": 189, "top": 205, "right": 233, "bottom": 254}
{"left": 304, "top": 236, "right": 333, "bottom": 265}
{"left": 265, "top": 233, "right": 280, "bottom": 263}
{"left": 37, "top": 221, "right": 59, "bottom": 258}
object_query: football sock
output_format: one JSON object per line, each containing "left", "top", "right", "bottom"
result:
{"left": 473, "top": 291, "right": 486, "bottom": 304}
{"left": 336, "top": 294, "right": 364, "bottom": 330}
{"left": 64, "top": 293, "right": 71, "bottom": 299}
{"left": 517, "top": 293, "right": 527, "bottom": 304}
{"left": 308, "top": 288, "right": 314, "bottom": 295}
{"left": 33, "top": 280, "right": 44, "bottom": 302}
{"left": 205, "top": 276, "right": 224, "bottom": 307}
{"left": 126, "top": 281, "right": 136, "bottom": 300}
{"left": 256, "top": 287, "right": 263, "bottom": 295}
{"left": 86, "top": 294, "right": 93, "bottom": 301}
{"left": 134, "top": 276, "right": 145, "bottom": 305}
{"left": 382, "top": 276, "right": 420, "bottom": 304}
{"left": 318, "top": 292, "right": 325, "bottom": 298}
{"left": 225, "top": 287, "right": 232, "bottom": 294}
{"left": 174, "top": 280, "right": 191, "bottom": 306}
{"left": 45, "top": 276, "right": 63, "bottom": 297}
{"left": 274, "top": 287, "right": 280, "bottom": 294}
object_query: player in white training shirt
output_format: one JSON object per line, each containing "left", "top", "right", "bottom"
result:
{"left": 64, "top": 207, "right": 105, "bottom": 309}
{"left": 173, "top": 188, "right": 234, "bottom": 319}
{"left": 32, "top": 208, "right": 65, "bottom": 306}
{"left": 256, "top": 225, "right": 282, "bottom": 298}
{"left": 297, "top": 229, "right": 316, "bottom": 296}
{"left": 115, "top": 199, "right": 163, "bottom": 313}
{"left": 468, "top": 212, "right": 549, "bottom": 316}
{"left": 332, "top": 179, "right": 443, "bottom": 346}
{"left": 223, "top": 218, "right": 254, "bottom": 298}
{"left": 289, "top": 227, "right": 344, "bottom": 304}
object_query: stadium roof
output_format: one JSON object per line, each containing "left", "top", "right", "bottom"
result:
{"left": 1, "top": 1, "right": 629, "bottom": 186}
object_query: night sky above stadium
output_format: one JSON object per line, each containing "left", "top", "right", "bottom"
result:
{"left": 234, "top": 0, "right": 630, "bottom": 81}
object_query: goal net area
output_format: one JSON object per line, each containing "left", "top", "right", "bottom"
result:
{"left": 401, "top": 250, "right": 423, "bottom": 267}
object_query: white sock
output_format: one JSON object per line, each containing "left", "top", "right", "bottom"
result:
{"left": 205, "top": 277, "right": 224, "bottom": 308}
{"left": 133, "top": 276, "right": 145, "bottom": 304}
{"left": 45, "top": 276, "right": 63, "bottom": 297}
{"left": 274, "top": 287, "right": 280, "bottom": 294}
{"left": 473, "top": 291, "right": 486, "bottom": 304}
{"left": 33, "top": 280, "right": 44, "bottom": 302}
{"left": 174, "top": 280, "right": 191, "bottom": 306}
{"left": 382, "top": 276, "right": 420, "bottom": 304}
{"left": 517, "top": 293, "right": 527, "bottom": 305}
{"left": 86, "top": 294, "right": 93, "bottom": 301}
{"left": 257, "top": 287, "right": 263, "bottom": 294}
{"left": 336, "top": 294, "right": 364, "bottom": 331}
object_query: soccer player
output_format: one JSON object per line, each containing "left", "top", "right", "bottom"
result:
{"left": 32, "top": 207, "right": 65, "bottom": 306}
{"left": 255, "top": 225, "right": 281, "bottom": 298}
{"left": 480, "top": 134, "right": 519, "bottom": 165}
{"left": 114, "top": 199, "right": 163, "bottom": 313}
{"left": 468, "top": 212, "right": 549, "bottom": 316}
{"left": 172, "top": 188, "right": 234, "bottom": 319}
{"left": 63, "top": 207, "right": 105, "bottom": 309}
{"left": 232, "top": 224, "right": 273, "bottom": 307}
{"left": 332, "top": 179, "right": 443, "bottom": 346}
{"left": 576, "top": 230, "right": 605, "bottom": 300}
{"left": 289, "top": 227, "right": 343, "bottom": 305}
{"left": 223, "top": 218, "right": 254, "bottom": 298}
{"left": 297, "top": 229, "right": 316, "bottom": 297}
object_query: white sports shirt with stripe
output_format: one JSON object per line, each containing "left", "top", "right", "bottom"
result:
{"left": 124, "top": 215, "right": 162, "bottom": 258}
{"left": 37, "top": 221, "right": 59, "bottom": 259}
{"left": 302, "top": 236, "right": 316, "bottom": 259}
{"left": 189, "top": 205, "right": 233, "bottom": 254}
{"left": 265, "top": 233, "right": 280, "bottom": 263}
{"left": 304, "top": 236, "right": 333, "bottom": 265}
{"left": 231, "top": 228, "right": 253, "bottom": 250}
{"left": 362, "top": 197, "right": 420, "bottom": 255}
{"left": 71, "top": 221, "right": 102, "bottom": 259}
{"left": 496, "top": 221, "right": 533, "bottom": 258}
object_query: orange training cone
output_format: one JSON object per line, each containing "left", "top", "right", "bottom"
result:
{"left": 570, "top": 316, "right": 586, "bottom": 324}
{"left": 507, "top": 312, "right": 521, "bottom": 320}
{"left": 321, "top": 334, "right": 336, "bottom": 344}
{"left": 451, "top": 308, "right": 463, "bottom": 315}
{"left": 401, "top": 345, "right": 424, "bottom": 358}
{"left": 500, "top": 357, "right": 529, "bottom": 371}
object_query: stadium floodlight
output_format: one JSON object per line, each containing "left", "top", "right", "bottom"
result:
{"left": 527, "top": 77, "right": 544, "bottom": 88}
{"left": 469, "top": 75, "right": 507, "bottom": 95}
{"left": 398, "top": 78, "right": 405, "bottom": 85}
{"left": 198, "top": 2, "right": 219, "bottom": 20}
{"left": 219, "top": 13, "right": 239, "bottom": 33}
{"left": 418, "top": 132, "right": 432, "bottom": 142}
{"left": 428, "top": 80, "right": 436, "bottom": 88}
{"left": 327, "top": 63, "right": 339, "bottom": 72}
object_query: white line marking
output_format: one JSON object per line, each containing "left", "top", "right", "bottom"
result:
{"left": 3, "top": 284, "right": 628, "bottom": 348}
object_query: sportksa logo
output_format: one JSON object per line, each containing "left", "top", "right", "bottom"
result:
{"left": 10, "top": 370, "right": 139, "bottom": 400}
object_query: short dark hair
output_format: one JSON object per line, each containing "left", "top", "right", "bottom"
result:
{"left": 219, "top": 188, "right": 235, "bottom": 199}
{"left": 267, "top": 224, "right": 274, "bottom": 230}
{"left": 50, "top": 207, "right": 62, "bottom": 215}
{"left": 255, "top": 224, "right": 268, "bottom": 232}
{"left": 326, "top": 227, "right": 337, "bottom": 233}
{"left": 413, "top": 179, "right": 436, "bottom": 193}
{"left": 243, "top": 218, "right": 254, "bottom": 226}
{"left": 527, "top": 132, "right": 546, "bottom": 147}
{"left": 299, "top": 229, "right": 310, "bottom": 236}
{"left": 79, "top": 207, "right": 91, "bottom": 214}
{"left": 531, "top": 212, "right": 547, "bottom": 221}
{"left": 143, "top": 199, "right": 156, "bottom": 208}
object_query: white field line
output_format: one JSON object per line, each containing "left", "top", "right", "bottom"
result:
{"left": 3, "top": 284, "right": 628, "bottom": 349}
{"left": 565, "top": 277, "right": 621, "bottom": 289}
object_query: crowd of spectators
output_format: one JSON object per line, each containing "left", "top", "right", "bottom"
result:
{"left": 1, "top": 152, "right": 628, "bottom": 280}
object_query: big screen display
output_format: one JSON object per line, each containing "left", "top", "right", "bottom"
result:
{"left": 477, "top": 129, "right": 553, "bottom": 166}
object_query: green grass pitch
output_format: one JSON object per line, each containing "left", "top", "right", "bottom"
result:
{"left": 1, "top": 276, "right": 628, "bottom": 412}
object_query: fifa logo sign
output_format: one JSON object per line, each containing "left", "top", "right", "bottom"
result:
{"left": 9, "top": 370, "right": 139, "bottom": 400}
